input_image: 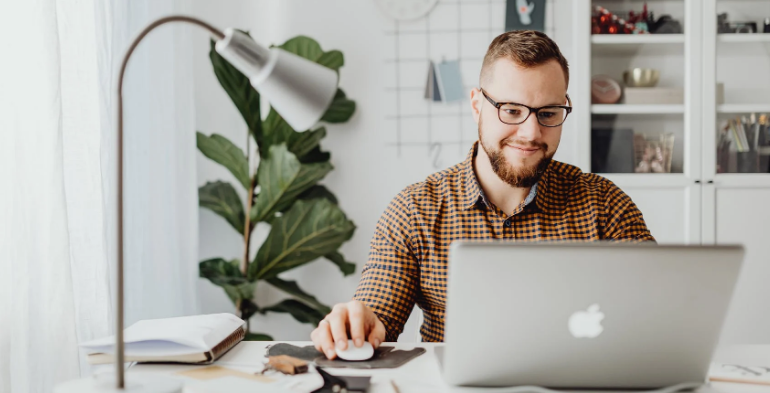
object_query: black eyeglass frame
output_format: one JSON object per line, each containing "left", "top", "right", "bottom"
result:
{"left": 480, "top": 88, "right": 573, "bottom": 127}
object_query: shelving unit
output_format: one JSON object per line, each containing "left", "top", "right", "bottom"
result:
{"left": 574, "top": 0, "right": 770, "bottom": 345}
{"left": 573, "top": 0, "right": 700, "bottom": 248}
{"left": 591, "top": 104, "right": 685, "bottom": 114}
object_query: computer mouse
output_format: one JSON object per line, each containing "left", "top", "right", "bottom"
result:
{"left": 335, "top": 339, "right": 374, "bottom": 361}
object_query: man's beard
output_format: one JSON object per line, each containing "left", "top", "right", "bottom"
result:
{"left": 479, "top": 120, "right": 553, "bottom": 188}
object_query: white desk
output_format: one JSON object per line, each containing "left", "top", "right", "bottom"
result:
{"left": 131, "top": 342, "right": 770, "bottom": 393}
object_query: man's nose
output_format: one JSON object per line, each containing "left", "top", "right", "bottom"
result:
{"left": 516, "top": 112, "right": 542, "bottom": 141}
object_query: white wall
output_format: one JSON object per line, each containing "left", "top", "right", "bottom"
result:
{"left": 191, "top": 0, "right": 576, "bottom": 341}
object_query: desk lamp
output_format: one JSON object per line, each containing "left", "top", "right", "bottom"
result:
{"left": 55, "top": 15, "right": 338, "bottom": 393}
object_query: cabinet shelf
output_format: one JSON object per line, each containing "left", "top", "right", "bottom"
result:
{"left": 592, "top": 104, "right": 685, "bottom": 114}
{"left": 717, "top": 34, "right": 770, "bottom": 43}
{"left": 591, "top": 34, "right": 685, "bottom": 45}
{"left": 718, "top": 104, "right": 770, "bottom": 113}
{"left": 595, "top": 173, "right": 691, "bottom": 188}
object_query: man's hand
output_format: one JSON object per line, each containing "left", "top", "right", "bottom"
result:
{"left": 310, "top": 300, "right": 386, "bottom": 359}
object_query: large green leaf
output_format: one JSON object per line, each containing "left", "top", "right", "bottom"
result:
{"left": 298, "top": 146, "right": 331, "bottom": 164}
{"left": 261, "top": 109, "right": 327, "bottom": 159}
{"left": 209, "top": 38, "right": 262, "bottom": 143}
{"left": 199, "top": 258, "right": 256, "bottom": 306}
{"left": 199, "top": 181, "right": 244, "bottom": 233}
{"left": 266, "top": 277, "right": 330, "bottom": 313}
{"left": 250, "top": 198, "right": 355, "bottom": 280}
{"left": 196, "top": 132, "right": 250, "bottom": 190}
{"left": 316, "top": 50, "right": 344, "bottom": 71}
{"left": 251, "top": 144, "right": 332, "bottom": 223}
{"left": 321, "top": 89, "right": 356, "bottom": 123}
{"left": 325, "top": 251, "right": 356, "bottom": 276}
{"left": 260, "top": 299, "right": 327, "bottom": 325}
{"left": 261, "top": 108, "right": 298, "bottom": 157}
{"left": 245, "top": 333, "right": 274, "bottom": 341}
{"left": 297, "top": 185, "right": 338, "bottom": 205}
{"left": 289, "top": 127, "right": 326, "bottom": 160}
{"left": 255, "top": 185, "right": 338, "bottom": 224}
{"left": 275, "top": 36, "right": 324, "bottom": 62}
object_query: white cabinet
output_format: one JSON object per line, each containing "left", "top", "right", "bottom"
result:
{"left": 712, "top": 188, "right": 770, "bottom": 345}
{"left": 612, "top": 176, "right": 701, "bottom": 244}
{"left": 573, "top": 0, "right": 770, "bottom": 343}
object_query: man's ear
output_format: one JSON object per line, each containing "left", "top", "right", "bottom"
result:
{"left": 470, "top": 88, "right": 482, "bottom": 124}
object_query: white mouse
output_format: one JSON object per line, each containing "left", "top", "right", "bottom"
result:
{"left": 334, "top": 339, "right": 374, "bottom": 361}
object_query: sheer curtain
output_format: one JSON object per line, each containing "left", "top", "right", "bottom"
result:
{"left": 0, "top": 0, "right": 199, "bottom": 391}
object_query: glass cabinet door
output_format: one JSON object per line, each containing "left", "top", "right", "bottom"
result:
{"left": 588, "top": 0, "right": 688, "bottom": 175}
{"left": 710, "top": 0, "right": 770, "bottom": 174}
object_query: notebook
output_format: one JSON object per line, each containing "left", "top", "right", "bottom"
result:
{"left": 708, "top": 362, "right": 770, "bottom": 386}
{"left": 80, "top": 313, "right": 245, "bottom": 364}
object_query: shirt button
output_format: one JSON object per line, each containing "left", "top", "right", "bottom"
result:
{"left": 504, "top": 219, "right": 511, "bottom": 227}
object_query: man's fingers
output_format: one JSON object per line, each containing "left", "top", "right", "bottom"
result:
{"left": 328, "top": 305, "right": 350, "bottom": 350}
{"left": 367, "top": 314, "right": 387, "bottom": 349}
{"left": 347, "top": 301, "right": 366, "bottom": 347}
{"left": 313, "top": 321, "right": 337, "bottom": 359}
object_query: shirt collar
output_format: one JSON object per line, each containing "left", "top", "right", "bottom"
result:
{"left": 462, "top": 141, "right": 561, "bottom": 213}
{"left": 462, "top": 142, "right": 485, "bottom": 210}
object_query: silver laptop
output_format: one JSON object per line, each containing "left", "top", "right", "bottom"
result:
{"left": 438, "top": 241, "right": 744, "bottom": 390}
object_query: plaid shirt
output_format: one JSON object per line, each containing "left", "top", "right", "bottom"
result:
{"left": 353, "top": 142, "right": 654, "bottom": 342}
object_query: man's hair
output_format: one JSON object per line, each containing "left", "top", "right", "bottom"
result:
{"left": 480, "top": 30, "right": 569, "bottom": 87}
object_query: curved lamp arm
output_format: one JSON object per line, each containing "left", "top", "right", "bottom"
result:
{"left": 115, "top": 16, "right": 223, "bottom": 389}
{"left": 113, "top": 15, "right": 337, "bottom": 389}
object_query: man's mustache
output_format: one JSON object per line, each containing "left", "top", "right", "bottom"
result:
{"left": 500, "top": 138, "right": 548, "bottom": 151}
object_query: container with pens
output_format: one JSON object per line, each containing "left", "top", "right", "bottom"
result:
{"left": 717, "top": 114, "right": 770, "bottom": 173}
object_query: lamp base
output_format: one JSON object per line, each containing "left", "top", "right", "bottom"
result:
{"left": 54, "top": 373, "right": 183, "bottom": 393}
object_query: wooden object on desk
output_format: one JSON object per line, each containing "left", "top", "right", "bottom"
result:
{"left": 266, "top": 355, "right": 308, "bottom": 375}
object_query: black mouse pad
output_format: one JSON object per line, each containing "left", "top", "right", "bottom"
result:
{"left": 265, "top": 343, "right": 426, "bottom": 369}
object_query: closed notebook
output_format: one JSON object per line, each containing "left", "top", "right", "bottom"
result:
{"left": 80, "top": 313, "right": 245, "bottom": 364}
{"left": 709, "top": 362, "right": 770, "bottom": 386}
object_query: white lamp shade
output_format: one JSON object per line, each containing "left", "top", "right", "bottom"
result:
{"left": 215, "top": 29, "right": 338, "bottom": 131}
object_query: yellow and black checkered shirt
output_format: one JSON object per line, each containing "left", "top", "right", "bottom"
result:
{"left": 353, "top": 142, "right": 654, "bottom": 342}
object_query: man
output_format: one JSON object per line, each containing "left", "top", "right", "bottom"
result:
{"left": 311, "top": 30, "right": 653, "bottom": 359}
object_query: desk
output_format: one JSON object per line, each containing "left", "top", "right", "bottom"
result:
{"left": 131, "top": 342, "right": 770, "bottom": 393}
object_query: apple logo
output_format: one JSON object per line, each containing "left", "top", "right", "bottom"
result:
{"left": 568, "top": 304, "right": 605, "bottom": 338}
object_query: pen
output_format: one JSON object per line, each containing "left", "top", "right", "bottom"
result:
{"left": 390, "top": 379, "right": 401, "bottom": 393}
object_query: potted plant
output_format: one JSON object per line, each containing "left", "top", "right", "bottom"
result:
{"left": 197, "top": 33, "right": 357, "bottom": 340}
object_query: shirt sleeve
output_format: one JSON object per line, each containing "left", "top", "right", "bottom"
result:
{"left": 352, "top": 188, "right": 420, "bottom": 342}
{"left": 601, "top": 182, "right": 656, "bottom": 242}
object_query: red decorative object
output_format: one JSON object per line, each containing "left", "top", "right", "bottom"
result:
{"left": 592, "top": 5, "right": 650, "bottom": 35}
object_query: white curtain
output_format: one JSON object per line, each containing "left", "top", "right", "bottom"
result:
{"left": 0, "top": 0, "right": 199, "bottom": 391}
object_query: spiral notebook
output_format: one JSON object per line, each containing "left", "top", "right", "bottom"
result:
{"left": 80, "top": 313, "right": 245, "bottom": 364}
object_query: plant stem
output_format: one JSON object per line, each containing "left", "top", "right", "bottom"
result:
{"left": 241, "top": 180, "right": 254, "bottom": 276}
{"left": 241, "top": 137, "right": 254, "bottom": 277}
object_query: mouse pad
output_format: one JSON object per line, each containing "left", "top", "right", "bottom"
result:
{"left": 265, "top": 343, "right": 426, "bottom": 369}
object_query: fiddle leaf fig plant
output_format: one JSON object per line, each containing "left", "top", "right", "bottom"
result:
{"left": 197, "top": 33, "right": 356, "bottom": 340}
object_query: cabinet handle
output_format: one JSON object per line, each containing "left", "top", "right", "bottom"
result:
{"left": 707, "top": 180, "right": 714, "bottom": 184}
{"left": 695, "top": 180, "right": 701, "bottom": 184}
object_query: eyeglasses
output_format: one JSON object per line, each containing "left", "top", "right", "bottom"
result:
{"left": 480, "top": 88, "right": 572, "bottom": 127}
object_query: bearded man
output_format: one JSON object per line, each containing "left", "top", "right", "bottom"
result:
{"left": 310, "top": 30, "right": 654, "bottom": 359}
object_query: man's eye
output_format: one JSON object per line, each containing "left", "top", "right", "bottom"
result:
{"left": 504, "top": 109, "right": 521, "bottom": 116}
{"left": 539, "top": 111, "right": 556, "bottom": 119}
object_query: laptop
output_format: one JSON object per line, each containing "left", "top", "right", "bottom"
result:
{"left": 438, "top": 241, "right": 744, "bottom": 390}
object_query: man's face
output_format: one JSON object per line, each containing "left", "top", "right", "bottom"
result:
{"left": 470, "top": 58, "right": 568, "bottom": 187}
